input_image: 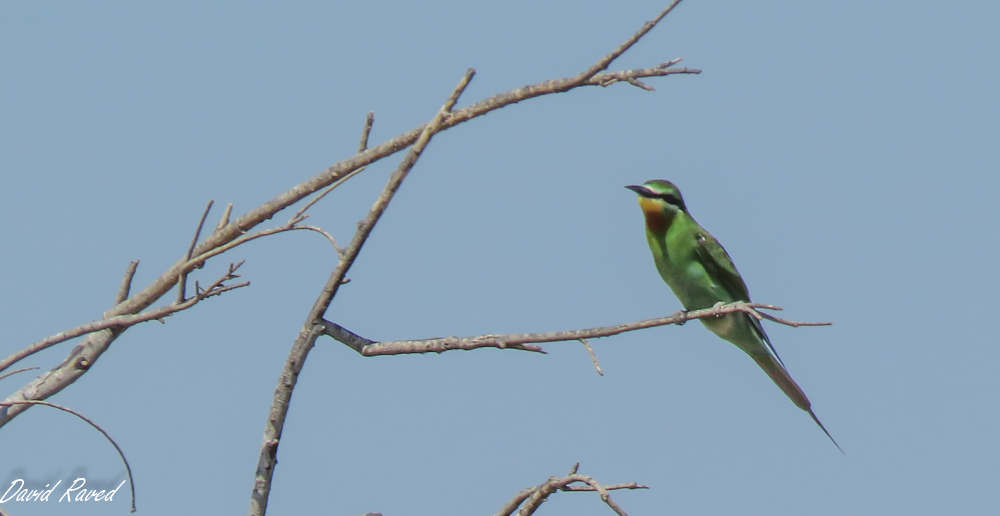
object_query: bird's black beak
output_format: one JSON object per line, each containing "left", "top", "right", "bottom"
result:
{"left": 625, "top": 184, "right": 653, "bottom": 197}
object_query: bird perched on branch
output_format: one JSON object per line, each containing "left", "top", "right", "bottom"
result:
{"left": 626, "top": 179, "right": 840, "bottom": 452}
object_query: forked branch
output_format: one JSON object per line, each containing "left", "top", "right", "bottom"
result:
{"left": 248, "top": 69, "right": 477, "bottom": 516}
{"left": 0, "top": 263, "right": 249, "bottom": 374}
{"left": 496, "top": 463, "right": 647, "bottom": 516}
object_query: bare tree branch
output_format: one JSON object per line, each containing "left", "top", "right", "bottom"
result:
{"left": 323, "top": 302, "right": 830, "bottom": 357}
{"left": 0, "top": 400, "right": 137, "bottom": 513}
{"left": 495, "top": 464, "right": 647, "bottom": 516}
{"left": 178, "top": 200, "right": 214, "bottom": 303}
{"left": 0, "top": 367, "right": 39, "bottom": 382}
{"left": 580, "top": 338, "right": 604, "bottom": 376}
{"left": 576, "top": 0, "right": 685, "bottom": 82}
{"left": 215, "top": 202, "right": 234, "bottom": 231}
{"left": 113, "top": 260, "right": 140, "bottom": 307}
{"left": 0, "top": 264, "right": 249, "bottom": 374}
{"left": 1, "top": 2, "right": 697, "bottom": 431}
{"left": 249, "top": 69, "right": 477, "bottom": 516}
{"left": 291, "top": 112, "right": 376, "bottom": 225}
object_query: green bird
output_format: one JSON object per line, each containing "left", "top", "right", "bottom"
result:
{"left": 626, "top": 179, "right": 840, "bottom": 451}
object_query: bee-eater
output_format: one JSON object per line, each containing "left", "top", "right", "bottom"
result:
{"left": 626, "top": 179, "right": 840, "bottom": 451}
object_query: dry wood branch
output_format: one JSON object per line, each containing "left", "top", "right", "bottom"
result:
{"left": 323, "top": 302, "right": 830, "bottom": 357}
{"left": 178, "top": 200, "right": 214, "bottom": 303}
{"left": 216, "top": 202, "right": 234, "bottom": 231}
{"left": 580, "top": 338, "right": 604, "bottom": 376}
{"left": 2, "top": 3, "right": 697, "bottom": 429}
{"left": 249, "top": 69, "right": 476, "bottom": 516}
{"left": 113, "top": 260, "right": 140, "bottom": 307}
{"left": 576, "top": 0, "right": 684, "bottom": 82}
{"left": 1, "top": 216, "right": 346, "bottom": 376}
{"left": 290, "top": 112, "right": 375, "bottom": 224}
{"left": 495, "top": 464, "right": 646, "bottom": 516}
{"left": 0, "top": 367, "right": 39, "bottom": 382}
{"left": 358, "top": 111, "right": 374, "bottom": 151}
{"left": 0, "top": 400, "right": 137, "bottom": 512}
{"left": 0, "top": 264, "right": 249, "bottom": 374}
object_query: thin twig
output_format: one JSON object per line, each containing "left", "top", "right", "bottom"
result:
{"left": 580, "top": 338, "right": 604, "bottom": 376}
{"left": 177, "top": 200, "right": 214, "bottom": 303}
{"left": 0, "top": 400, "right": 137, "bottom": 512}
{"left": 0, "top": 367, "right": 39, "bottom": 382}
{"left": 249, "top": 70, "right": 475, "bottom": 516}
{"left": 561, "top": 482, "right": 647, "bottom": 491}
{"left": 754, "top": 309, "right": 832, "bottom": 327}
{"left": 1, "top": 219, "right": 346, "bottom": 374}
{"left": 0, "top": 265, "right": 249, "bottom": 373}
{"left": 324, "top": 301, "right": 829, "bottom": 357}
{"left": 114, "top": 261, "right": 140, "bottom": 306}
{"left": 289, "top": 166, "right": 365, "bottom": 228}
{"left": 290, "top": 112, "right": 376, "bottom": 224}
{"left": 576, "top": 0, "right": 685, "bottom": 82}
{"left": 294, "top": 225, "right": 342, "bottom": 253}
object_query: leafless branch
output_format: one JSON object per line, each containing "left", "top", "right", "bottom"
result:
{"left": 178, "top": 200, "right": 214, "bottom": 303}
{"left": 322, "top": 302, "right": 830, "bottom": 357}
{"left": 576, "top": 0, "right": 685, "bottom": 82}
{"left": 291, "top": 112, "right": 376, "bottom": 224}
{"left": 293, "top": 225, "right": 342, "bottom": 253}
{"left": 249, "top": 69, "right": 476, "bottom": 516}
{"left": 751, "top": 306, "right": 833, "bottom": 327}
{"left": 580, "top": 338, "right": 604, "bottom": 376}
{"left": 0, "top": 264, "right": 249, "bottom": 374}
{"left": 114, "top": 260, "right": 140, "bottom": 306}
{"left": 2, "top": 3, "right": 697, "bottom": 430}
{"left": 0, "top": 367, "right": 39, "bottom": 382}
{"left": 0, "top": 400, "right": 137, "bottom": 512}
{"left": 358, "top": 111, "right": 374, "bottom": 151}
{"left": 495, "top": 464, "right": 647, "bottom": 516}
{"left": 216, "top": 202, "right": 234, "bottom": 231}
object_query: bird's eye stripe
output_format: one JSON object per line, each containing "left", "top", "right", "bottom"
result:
{"left": 660, "top": 194, "right": 681, "bottom": 205}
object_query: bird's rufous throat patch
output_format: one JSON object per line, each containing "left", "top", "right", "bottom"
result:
{"left": 637, "top": 197, "right": 668, "bottom": 233}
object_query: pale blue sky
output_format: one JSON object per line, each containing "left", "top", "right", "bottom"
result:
{"left": 2, "top": 1, "right": 998, "bottom": 515}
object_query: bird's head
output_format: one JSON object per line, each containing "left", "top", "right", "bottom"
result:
{"left": 626, "top": 180, "right": 687, "bottom": 232}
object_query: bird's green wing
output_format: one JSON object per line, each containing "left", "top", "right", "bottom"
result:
{"left": 693, "top": 231, "right": 751, "bottom": 302}
{"left": 694, "top": 230, "right": 786, "bottom": 366}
